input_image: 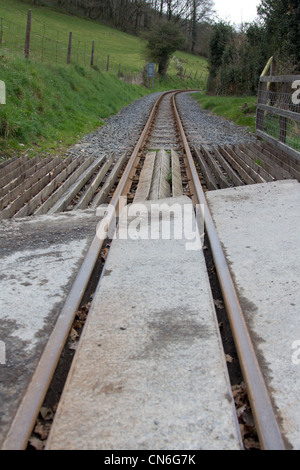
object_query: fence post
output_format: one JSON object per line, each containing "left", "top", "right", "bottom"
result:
{"left": 24, "top": 9, "right": 31, "bottom": 59}
{"left": 67, "top": 32, "right": 72, "bottom": 64}
{"left": 55, "top": 39, "right": 58, "bottom": 64}
{"left": 0, "top": 18, "right": 3, "bottom": 48}
{"left": 279, "top": 81, "right": 289, "bottom": 143}
{"left": 118, "top": 64, "right": 121, "bottom": 78}
{"left": 256, "top": 79, "right": 266, "bottom": 132}
{"left": 106, "top": 54, "right": 110, "bottom": 72}
{"left": 91, "top": 40, "right": 95, "bottom": 67}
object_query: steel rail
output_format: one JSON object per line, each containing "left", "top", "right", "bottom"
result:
{"left": 1, "top": 91, "right": 170, "bottom": 451}
{"left": 171, "top": 92, "right": 285, "bottom": 450}
{"left": 3, "top": 89, "right": 283, "bottom": 450}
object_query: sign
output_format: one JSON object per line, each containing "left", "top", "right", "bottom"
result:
{"left": 147, "top": 63, "right": 155, "bottom": 89}
{"left": 0, "top": 81, "right": 5, "bottom": 105}
{"left": 147, "top": 63, "right": 155, "bottom": 78}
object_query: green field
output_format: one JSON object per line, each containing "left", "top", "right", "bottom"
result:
{"left": 0, "top": 0, "right": 209, "bottom": 157}
{"left": 2, "top": 2, "right": 296, "bottom": 163}
{"left": 193, "top": 94, "right": 257, "bottom": 133}
{"left": 0, "top": 0, "right": 208, "bottom": 79}
{"left": 0, "top": 53, "right": 153, "bottom": 157}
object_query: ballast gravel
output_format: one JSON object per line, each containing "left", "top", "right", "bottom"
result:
{"left": 66, "top": 92, "right": 161, "bottom": 160}
{"left": 65, "top": 91, "right": 257, "bottom": 160}
{"left": 175, "top": 92, "right": 257, "bottom": 149}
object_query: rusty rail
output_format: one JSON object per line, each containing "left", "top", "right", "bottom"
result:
{"left": 2, "top": 89, "right": 286, "bottom": 451}
{"left": 172, "top": 92, "right": 285, "bottom": 450}
{"left": 1, "top": 91, "right": 170, "bottom": 450}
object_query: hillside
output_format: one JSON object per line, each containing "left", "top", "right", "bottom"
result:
{"left": 0, "top": 0, "right": 208, "bottom": 157}
{"left": 0, "top": 0, "right": 208, "bottom": 78}
{"left": 0, "top": 56, "right": 152, "bottom": 156}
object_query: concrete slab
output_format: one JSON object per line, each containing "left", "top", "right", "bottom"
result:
{"left": 46, "top": 196, "right": 242, "bottom": 450}
{"left": 0, "top": 210, "right": 100, "bottom": 447}
{"left": 206, "top": 180, "right": 300, "bottom": 449}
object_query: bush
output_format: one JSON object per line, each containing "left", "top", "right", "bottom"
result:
{"left": 207, "top": 21, "right": 269, "bottom": 95}
{"left": 145, "top": 22, "right": 186, "bottom": 76}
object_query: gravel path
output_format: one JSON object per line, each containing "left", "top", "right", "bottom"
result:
{"left": 66, "top": 91, "right": 257, "bottom": 160}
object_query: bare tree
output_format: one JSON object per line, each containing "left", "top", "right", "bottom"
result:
{"left": 36, "top": 0, "right": 214, "bottom": 52}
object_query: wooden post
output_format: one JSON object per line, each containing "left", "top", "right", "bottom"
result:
{"left": 55, "top": 40, "right": 58, "bottom": 64}
{"left": 279, "top": 81, "right": 289, "bottom": 143}
{"left": 24, "top": 9, "right": 31, "bottom": 59}
{"left": 118, "top": 64, "right": 121, "bottom": 78}
{"left": 106, "top": 54, "right": 110, "bottom": 72}
{"left": 67, "top": 32, "right": 72, "bottom": 64}
{"left": 0, "top": 18, "right": 3, "bottom": 48}
{"left": 256, "top": 79, "right": 266, "bottom": 132}
{"left": 90, "top": 41, "right": 95, "bottom": 67}
{"left": 41, "top": 35, "right": 44, "bottom": 62}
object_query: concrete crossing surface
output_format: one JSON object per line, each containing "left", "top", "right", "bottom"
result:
{"left": 46, "top": 196, "right": 243, "bottom": 450}
{"left": 206, "top": 180, "right": 300, "bottom": 449}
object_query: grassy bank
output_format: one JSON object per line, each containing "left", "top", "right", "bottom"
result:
{"left": 193, "top": 94, "right": 257, "bottom": 133}
{"left": 0, "top": 50, "right": 207, "bottom": 158}
{"left": 0, "top": 52, "right": 151, "bottom": 157}
{"left": 0, "top": 0, "right": 208, "bottom": 158}
{"left": 0, "top": 0, "right": 208, "bottom": 79}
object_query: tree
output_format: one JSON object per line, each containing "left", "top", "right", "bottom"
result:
{"left": 145, "top": 21, "right": 186, "bottom": 75}
{"left": 206, "top": 19, "right": 270, "bottom": 95}
{"left": 188, "top": 0, "right": 214, "bottom": 53}
{"left": 208, "top": 22, "right": 234, "bottom": 78}
{"left": 258, "top": 0, "right": 300, "bottom": 65}
{"left": 35, "top": 0, "right": 214, "bottom": 53}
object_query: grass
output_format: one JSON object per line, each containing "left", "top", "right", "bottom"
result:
{"left": 0, "top": 47, "right": 206, "bottom": 157}
{"left": 0, "top": 0, "right": 208, "bottom": 78}
{"left": 0, "top": 0, "right": 146, "bottom": 74}
{"left": 0, "top": 51, "right": 151, "bottom": 157}
{"left": 0, "top": 0, "right": 208, "bottom": 157}
{"left": 193, "top": 94, "right": 257, "bottom": 133}
{"left": 263, "top": 113, "right": 300, "bottom": 152}
{"left": 194, "top": 94, "right": 300, "bottom": 151}
{"left": 167, "top": 52, "right": 208, "bottom": 81}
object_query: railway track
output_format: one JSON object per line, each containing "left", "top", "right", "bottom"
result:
{"left": 1, "top": 90, "right": 295, "bottom": 450}
{"left": 0, "top": 92, "right": 298, "bottom": 220}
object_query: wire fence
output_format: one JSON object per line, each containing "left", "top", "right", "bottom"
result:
{"left": 0, "top": 9, "right": 208, "bottom": 88}
{"left": 256, "top": 76, "right": 300, "bottom": 154}
{"left": 258, "top": 87, "right": 300, "bottom": 114}
{"left": 0, "top": 11, "right": 143, "bottom": 83}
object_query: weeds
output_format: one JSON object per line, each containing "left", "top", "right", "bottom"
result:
{"left": 193, "top": 94, "right": 257, "bottom": 133}
{"left": 0, "top": 51, "right": 149, "bottom": 156}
